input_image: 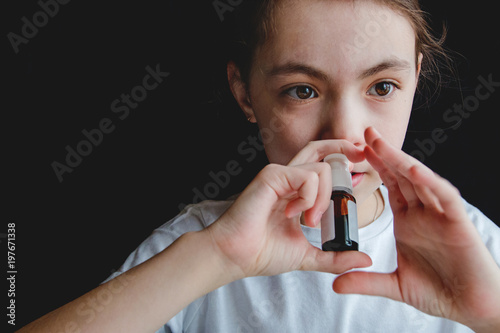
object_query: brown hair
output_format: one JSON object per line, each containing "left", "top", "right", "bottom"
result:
{"left": 226, "top": 0, "right": 452, "bottom": 100}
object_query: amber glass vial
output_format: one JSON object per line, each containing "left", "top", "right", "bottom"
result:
{"left": 321, "top": 189, "right": 358, "bottom": 251}
{"left": 321, "top": 154, "right": 359, "bottom": 251}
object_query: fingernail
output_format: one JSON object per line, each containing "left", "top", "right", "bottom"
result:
{"left": 314, "top": 211, "right": 323, "bottom": 226}
{"left": 371, "top": 127, "right": 381, "bottom": 137}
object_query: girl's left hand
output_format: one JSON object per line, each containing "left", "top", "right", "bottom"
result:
{"left": 333, "top": 127, "right": 500, "bottom": 332}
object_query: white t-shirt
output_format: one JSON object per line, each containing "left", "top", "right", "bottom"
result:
{"left": 105, "top": 186, "right": 500, "bottom": 332}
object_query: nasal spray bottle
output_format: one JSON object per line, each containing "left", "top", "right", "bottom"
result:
{"left": 321, "top": 154, "right": 359, "bottom": 251}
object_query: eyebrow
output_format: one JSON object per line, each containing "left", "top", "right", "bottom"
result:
{"left": 265, "top": 63, "right": 330, "bottom": 82}
{"left": 265, "top": 57, "right": 412, "bottom": 82}
{"left": 358, "top": 57, "right": 412, "bottom": 79}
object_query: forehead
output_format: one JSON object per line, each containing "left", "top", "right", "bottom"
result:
{"left": 255, "top": 0, "right": 417, "bottom": 78}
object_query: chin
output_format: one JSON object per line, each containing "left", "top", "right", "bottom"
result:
{"left": 353, "top": 173, "right": 382, "bottom": 205}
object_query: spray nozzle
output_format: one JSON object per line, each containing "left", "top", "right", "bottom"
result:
{"left": 324, "top": 153, "right": 353, "bottom": 193}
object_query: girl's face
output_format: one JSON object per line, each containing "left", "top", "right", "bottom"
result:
{"left": 236, "top": 1, "right": 421, "bottom": 208}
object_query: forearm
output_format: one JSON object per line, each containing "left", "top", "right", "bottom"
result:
{"left": 18, "top": 230, "right": 238, "bottom": 333}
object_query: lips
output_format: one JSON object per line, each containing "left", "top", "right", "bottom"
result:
{"left": 351, "top": 172, "right": 364, "bottom": 187}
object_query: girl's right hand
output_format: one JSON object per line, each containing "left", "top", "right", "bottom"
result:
{"left": 205, "top": 140, "right": 372, "bottom": 280}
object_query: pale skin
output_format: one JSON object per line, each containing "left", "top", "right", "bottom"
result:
{"left": 19, "top": 1, "right": 500, "bottom": 332}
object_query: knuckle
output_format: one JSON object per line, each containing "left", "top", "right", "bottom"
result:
{"left": 255, "top": 164, "right": 281, "bottom": 185}
{"left": 262, "top": 163, "right": 281, "bottom": 174}
{"left": 301, "top": 168, "right": 319, "bottom": 183}
{"left": 310, "top": 170, "right": 320, "bottom": 184}
{"left": 448, "top": 181, "right": 461, "bottom": 196}
{"left": 305, "top": 140, "right": 318, "bottom": 148}
{"left": 436, "top": 173, "right": 461, "bottom": 196}
{"left": 319, "top": 161, "right": 331, "bottom": 172}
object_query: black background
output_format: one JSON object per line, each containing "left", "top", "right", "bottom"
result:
{"left": 4, "top": 0, "right": 500, "bottom": 331}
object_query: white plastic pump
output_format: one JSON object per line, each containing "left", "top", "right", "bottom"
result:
{"left": 324, "top": 153, "right": 353, "bottom": 193}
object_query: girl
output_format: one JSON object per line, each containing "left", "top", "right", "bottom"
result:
{"left": 20, "top": 0, "right": 500, "bottom": 332}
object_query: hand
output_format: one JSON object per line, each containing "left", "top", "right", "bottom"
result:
{"left": 205, "top": 140, "right": 371, "bottom": 279}
{"left": 333, "top": 127, "right": 500, "bottom": 332}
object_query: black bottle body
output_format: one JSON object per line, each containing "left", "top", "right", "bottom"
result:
{"left": 321, "top": 189, "right": 359, "bottom": 251}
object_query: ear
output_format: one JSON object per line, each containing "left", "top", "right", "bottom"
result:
{"left": 415, "top": 52, "right": 423, "bottom": 84}
{"left": 227, "top": 61, "right": 256, "bottom": 123}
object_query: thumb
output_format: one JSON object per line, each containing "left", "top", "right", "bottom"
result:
{"left": 332, "top": 271, "right": 403, "bottom": 302}
{"left": 301, "top": 248, "right": 372, "bottom": 274}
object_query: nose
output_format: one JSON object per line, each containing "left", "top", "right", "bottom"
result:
{"left": 319, "top": 96, "right": 365, "bottom": 146}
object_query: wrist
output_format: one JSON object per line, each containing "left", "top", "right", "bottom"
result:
{"left": 467, "top": 317, "right": 500, "bottom": 333}
{"left": 199, "top": 225, "right": 247, "bottom": 283}
{"left": 461, "top": 280, "right": 500, "bottom": 333}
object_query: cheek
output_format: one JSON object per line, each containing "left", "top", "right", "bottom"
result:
{"left": 378, "top": 116, "right": 409, "bottom": 149}
{"left": 250, "top": 90, "right": 322, "bottom": 165}
{"left": 255, "top": 116, "right": 315, "bottom": 165}
{"left": 372, "top": 99, "right": 413, "bottom": 149}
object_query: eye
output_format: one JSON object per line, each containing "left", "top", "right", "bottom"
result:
{"left": 367, "top": 81, "right": 398, "bottom": 98}
{"left": 285, "top": 85, "right": 318, "bottom": 100}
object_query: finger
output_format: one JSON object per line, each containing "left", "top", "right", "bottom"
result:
{"left": 365, "top": 128, "right": 425, "bottom": 208}
{"left": 365, "top": 127, "right": 422, "bottom": 182}
{"left": 408, "top": 164, "right": 444, "bottom": 211}
{"left": 244, "top": 164, "right": 314, "bottom": 219}
{"left": 288, "top": 140, "right": 364, "bottom": 167}
{"left": 364, "top": 145, "right": 408, "bottom": 210}
{"left": 300, "top": 247, "right": 372, "bottom": 274}
{"left": 366, "top": 129, "right": 468, "bottom": 222}
{"left": 332, "top": 271, "right": 403, "bottom": 303}
{"left": 250, "top": 163, "right": 332, "bottom": 223}
{"left": 298, "top": 162, "right": 332, "bottom": 227}
{"left": 283, "top": 168, "right": 320, "bottom": 219}
{"left": 409, "top": 164, "right": 466, "bottom": 217}
{"left": 395, "top": 174, "right": 421, "bottom": 208}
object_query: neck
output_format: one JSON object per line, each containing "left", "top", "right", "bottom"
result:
{"left": 357, "top": 188, "right": 384, "bottom": 228}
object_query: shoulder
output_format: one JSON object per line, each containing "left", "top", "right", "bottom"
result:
{"left": 167, "top": 199, "right": 235, "bottom": 230}
{"left": 103, "top": 199, "right": 234, "bottom": 283}
{"left": 141, "top": 199, "right": 234, "bottom": 252}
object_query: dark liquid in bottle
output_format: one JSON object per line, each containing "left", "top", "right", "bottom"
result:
{"left": 322, "top": 191, "right": 358, "bottom": 252}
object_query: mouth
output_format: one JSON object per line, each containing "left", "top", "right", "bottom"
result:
{"left": 351, "top": 172, "right": 364, "bottom": 188}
